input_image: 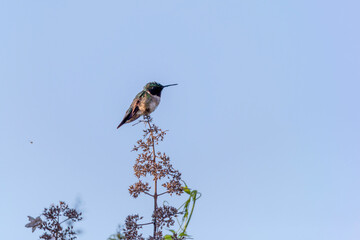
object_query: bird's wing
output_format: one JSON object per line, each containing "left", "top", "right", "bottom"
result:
{"left": 117, "top": 91, "right": 145, "bottom": 128}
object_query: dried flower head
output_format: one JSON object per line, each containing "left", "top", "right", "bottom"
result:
{"left": 152, "top": 205, "right": 178, "bottom": 229}
{"left": 25, "top": 216, "right": 43, "bottom": 232}
{"left": 123, "top": 116, "right": 184, "bottom": 239}
{"left": 123, "top": 215, "right": 145, "bottom": 240}
{"left": 26, "top": 201, "right": 82, "bottom": 240}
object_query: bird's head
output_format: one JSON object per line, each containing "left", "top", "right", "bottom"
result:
{"left": 144, "top": 82, "right": 178, "bottom": 96}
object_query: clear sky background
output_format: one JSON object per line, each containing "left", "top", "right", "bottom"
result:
{"left": 1, "top": 1, "right": 360, "bottom": 239}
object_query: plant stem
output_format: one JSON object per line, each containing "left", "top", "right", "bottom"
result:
{"left": 147, "top": 118, "right": 158, "bottom": 239}
{"left": 157, "top": 191, "right": 169, "bottom": 197}
{"left": 56, "top": 210, "right": 60, "bottom": 240}
{"left": 137, "top": 222, "right": 153, "bottom": 226}
{"left": 154, "top": 178, "right": 158, "bottom": 238}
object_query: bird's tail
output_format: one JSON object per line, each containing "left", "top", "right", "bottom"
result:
{"left": 117, "top": 115, "right": 131, "bottom": 128}
{"left": 117, "top": 120, "right": 125, "bottom": 129}
{"left": 117, "top": 108, "right": 136, "bottom": 129}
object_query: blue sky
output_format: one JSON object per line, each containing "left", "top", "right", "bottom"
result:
{"left": 1, "top": 1, "right": 360, "bottom": 239}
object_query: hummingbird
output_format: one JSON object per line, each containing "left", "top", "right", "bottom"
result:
{"left": 117, "top": 82, "right": 178, "bottom": 128}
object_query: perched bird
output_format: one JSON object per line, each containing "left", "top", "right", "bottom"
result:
{"left": 117, "top": 82, "right": 178, "bottom": 128}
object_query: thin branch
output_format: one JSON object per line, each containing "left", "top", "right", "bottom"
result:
{"left": 137, "top": 222, "right": 154, "bottom": 226}
{"left": 157, "top": 191, "right": 169, "bottom": 197}
{"left": 132, "top": 120, "right": 143, "bottom": 126}
{"left": 143, "top": 192, "right": 154, "bottom": 197}
{"left": 59, "top": 218, "right": 72, "bottom": 225}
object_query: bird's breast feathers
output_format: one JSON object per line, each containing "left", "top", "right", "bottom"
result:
{"left": 139, "top": 94, "right": 160, "bottom": 114}
{"left": 149, "top": 95, "right": 161, "bottom": 112}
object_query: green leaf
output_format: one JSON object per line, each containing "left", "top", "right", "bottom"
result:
{"left": 183, "top": 187, "right": 191, "bottom": 194}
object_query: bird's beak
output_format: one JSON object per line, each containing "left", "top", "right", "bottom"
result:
{"left": 163, "top": 83, "right": 178, "bottom": 88}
